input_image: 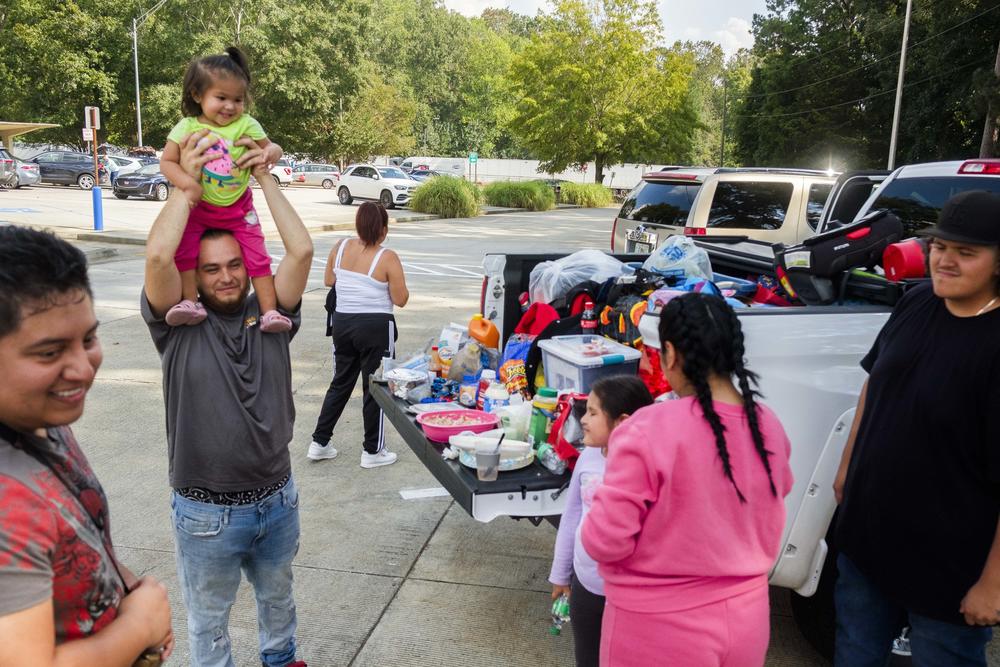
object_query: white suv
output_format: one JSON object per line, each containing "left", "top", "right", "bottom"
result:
{"left": 845, "top": 159, "right": 1000, "bottom": 235}
{"left": 337, "top": 164, "right": 417, "bottom": 208}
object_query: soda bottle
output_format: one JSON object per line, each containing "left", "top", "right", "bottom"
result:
{"left": 549, "top": 593, "right": 571, "bottom": 636}
{"left": 537, "top": 443, "right": 568, "bottom": 475}
{"left": 581, "top": 300, "right": 597, "bottom": 332}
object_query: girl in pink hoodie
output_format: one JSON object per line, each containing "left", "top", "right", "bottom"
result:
{"left": 581, "top": 293, "right": 794, "bottom": 667}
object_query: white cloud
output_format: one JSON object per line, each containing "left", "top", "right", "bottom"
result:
{"left": 712, "top": 17, "right": 754, "bottom": 55}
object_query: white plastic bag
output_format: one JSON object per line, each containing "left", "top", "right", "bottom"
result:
{"left": 529, "top": 249, "right": 627, "bottom": 305}
{"left": 642, "top": 235, "right": 713, "bottom": 281}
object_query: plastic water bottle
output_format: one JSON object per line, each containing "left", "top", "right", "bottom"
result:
{"left": 549, "top": 593, "right": 571, "bottom": 635}
{"left": 537, "top": 443, "right": 568, "bottom": 475}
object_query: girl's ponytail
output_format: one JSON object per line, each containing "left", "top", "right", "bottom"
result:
{"left": 225, "top": 46, "right": 252, "bottom": 85}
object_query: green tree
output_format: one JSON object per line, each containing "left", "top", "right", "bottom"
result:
{"left": 334, "top": 78, "right": 417, "bottom": 164}
{"left": 507, "top": 0, "right": 698, "bottom": 183}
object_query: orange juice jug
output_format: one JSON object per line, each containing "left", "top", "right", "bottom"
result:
{"left": 469, "top": 314, "right": 500, "bottom": 349}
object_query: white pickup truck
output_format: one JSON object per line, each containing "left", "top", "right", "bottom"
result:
{"left": 372, "top": 158, "right": 1000, "bottom": 657}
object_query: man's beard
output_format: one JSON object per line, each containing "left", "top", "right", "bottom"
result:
{"left": 199, "top": 281, "right": 250, "bottom": 314}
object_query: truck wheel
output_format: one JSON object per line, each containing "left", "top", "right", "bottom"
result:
{"left": 77, "top": 173, "right": 95, "bottom": 190}
{"left": 380, "top": 189, "right": 395, "bottom": 209}
{"left": 338, "top": 187, "right": 353, "bottom": 205}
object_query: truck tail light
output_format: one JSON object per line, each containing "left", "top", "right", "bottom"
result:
{"left": 610, "top": 217, "right": 619, "bottom": 251}
{"left": 684, "top": 227, "right": 707, "bottom": 236}
{"left": 958, "top": 160, "right": 1000, "bottom": 174}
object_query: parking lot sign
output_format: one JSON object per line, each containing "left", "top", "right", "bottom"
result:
{"left": 469, "top": 152, "right": 478, "bottom": 163}
{"left": 84, "top": 106, "right": 101, "bottom": 130}
{"left": 82, "top": 128, "right": 94, "bottom": 142}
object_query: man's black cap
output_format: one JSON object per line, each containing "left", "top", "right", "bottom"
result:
{"left": 923, "top": 190, "right": 1000, "bottom": 246}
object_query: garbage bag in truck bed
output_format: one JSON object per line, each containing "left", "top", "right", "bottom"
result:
{"left": 774, "top": 210, "right": 903, "bottom": 305}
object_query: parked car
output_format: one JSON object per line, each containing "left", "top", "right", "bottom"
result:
{"left": 408, "top": 169, "right": 454, "bottom": 182}
{"left": 0, "top": 148, "right": 40, "bottom": 188}
{"left": 271, "top": 158, "right": 293, "bottom": 186}
{"left": 611, "top": 167, "right": 836, "bottom": 253}
{"left": 291, "top": 163, "right": 341, "bottom": 188}
{"left": 105, "top": 155, "right": 145, "bottom": 177}
{"left": 113, "top": 162, "right": 172, "bottom": 201}
{"left": 30, "top": 150, "right": 104, "bottom": 190}
{"left": 843, "top": 158, "right": 1000, "bottom": 235}
{"left": 337, "top": 164, "right": 417, "bottom": 208}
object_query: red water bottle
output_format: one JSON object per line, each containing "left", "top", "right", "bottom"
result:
{"left": 581, "top": 300, "right": 597, "bottom": 332}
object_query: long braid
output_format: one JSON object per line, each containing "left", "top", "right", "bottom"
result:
{"left": 669, "top": 298, "right": 747, "bottom": 503}
{"left": 725, "top": 308, "right": 778, "bottom": 497}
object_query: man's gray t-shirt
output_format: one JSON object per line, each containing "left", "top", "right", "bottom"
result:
{"left": 141, "top": 292, "right": 301, "bottom": 491}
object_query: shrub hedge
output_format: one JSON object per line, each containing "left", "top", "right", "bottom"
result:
{"left": 558, "top": 182, "right": 614, "bottom": 207}
{"left": 409, "top": 176, "right": 482, "bottom": 218}
{"left": 482, "top": 180, "right": 555, "bottom": 211}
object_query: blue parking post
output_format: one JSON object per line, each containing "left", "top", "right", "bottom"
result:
{"left": 92, "top": 186, "right": 103, "bottom": 231}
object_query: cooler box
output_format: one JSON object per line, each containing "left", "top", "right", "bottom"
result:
{"left": 538, "top": 335, "right": 642, "bottom": 393}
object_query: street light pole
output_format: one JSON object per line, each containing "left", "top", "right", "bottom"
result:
{"left": 887, "top": 0, "right": 913, "bottom": 170}
{"left": 132, "top": 18, "right": 143, "bottom": 147}
{"left": 131, "top": 0, "right": 170, "bottom": 148}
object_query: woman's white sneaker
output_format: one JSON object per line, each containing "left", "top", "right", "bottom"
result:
{"left": 360, "top": 450, "right": 397, "bottom": 468}
{"left": 307, "top": 441, "right": 338, "bottom": 461}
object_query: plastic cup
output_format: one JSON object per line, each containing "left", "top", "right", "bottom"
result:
{"left": 476, "top": 450, "right": 501, "bottom": 481}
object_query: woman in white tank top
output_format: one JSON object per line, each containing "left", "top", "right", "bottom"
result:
{"left": 308, "top": 203, "right": 409, "bottom": 469}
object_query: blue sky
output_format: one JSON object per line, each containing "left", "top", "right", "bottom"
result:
{"left": 444, "top": 0, "right": 770, "bottom": 55}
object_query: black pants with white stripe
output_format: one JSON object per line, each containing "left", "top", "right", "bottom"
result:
{"left": 312, "top": 312, "right": 397, "bottom": 454}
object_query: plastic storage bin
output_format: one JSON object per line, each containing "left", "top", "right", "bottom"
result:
{"left": 538, "top": 335, "right": 642, "bottom": 393}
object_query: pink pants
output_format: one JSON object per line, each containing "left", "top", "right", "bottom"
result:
{"left": 174, "top": 189, "right": 272, "bottom": 277}
{"left": 600, "top": 584, "right": 771, "bottom": 667}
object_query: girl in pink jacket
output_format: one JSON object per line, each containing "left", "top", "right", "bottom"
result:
{"left": 581, "top": 293, "right": 794, "bottom": 667}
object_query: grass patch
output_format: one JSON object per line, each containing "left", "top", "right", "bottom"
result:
{"left": 558, "top": 182, "right": 614, "bottom": 207}
{"left": 409, "top": 177, "right": 482, "bottom": 218}
{"left": 482, "top": 180, "right": 555, "bottom": 211}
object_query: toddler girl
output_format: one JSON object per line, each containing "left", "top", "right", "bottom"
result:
{"left": 548, "top": 375, "right": 653, "bottom": 667}
{"left": 581, "top": 293, "right": 794, "bottom": 667}
{"left": 159, "top": 46, "right": 289, "bottom": 332}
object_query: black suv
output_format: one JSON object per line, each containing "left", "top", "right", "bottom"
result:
{"left": 30, "top": 151, "right": 105, "bottom": 190}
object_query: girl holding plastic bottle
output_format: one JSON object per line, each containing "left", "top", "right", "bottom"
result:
{"left": 548, "top": 375, "right": 653, "bottom": 667}
{"left": 582, "top": 293, "right": 794, "bottom": 667}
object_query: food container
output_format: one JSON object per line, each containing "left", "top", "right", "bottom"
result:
{"left": 537, "top": 335, "right": 642, "bottom": 393}
{"left": 416, "top": 410, "right": 499, "bottom": 443}
{"left": 385, "top": 368, "right": 429, "bottom": 400}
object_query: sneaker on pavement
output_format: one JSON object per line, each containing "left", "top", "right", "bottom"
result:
{"left": 360, "top": 450, "right": 397, "bottom": 469}
{"left": 307, "top": 441, "right": 338, "bottom": 461}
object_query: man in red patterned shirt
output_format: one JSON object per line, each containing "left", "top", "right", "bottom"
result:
{"left": 0, "top": 227, "right": 174, "bottom": 665}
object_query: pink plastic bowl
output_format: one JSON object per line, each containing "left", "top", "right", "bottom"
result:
{"left": 416, "top": 409, "right": 499, "bottom": 443}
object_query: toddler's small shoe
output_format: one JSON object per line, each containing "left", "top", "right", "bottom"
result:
{"left": 260, "top": 310, "right": 293, "bottom": 333}
{"left": 165, "top": 299, "right": 207, "bottom": 326}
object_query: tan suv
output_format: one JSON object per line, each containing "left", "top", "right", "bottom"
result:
{"left": 611, "top": 168, "right": 836, "bottom": 254}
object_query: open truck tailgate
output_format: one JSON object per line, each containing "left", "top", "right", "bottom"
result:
{"left": 371, "top": 381, "right": 570, "bottom": 522}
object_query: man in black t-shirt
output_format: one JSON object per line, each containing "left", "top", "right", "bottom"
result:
{"left": 832, "top": 190, "right": 1000, "bottom": 667}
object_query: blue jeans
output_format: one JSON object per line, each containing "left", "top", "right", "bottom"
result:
{"left": 171, "top": 477, "right": 301, "bottom": 667}
{"left": 834, "top": 553, "right": 991, "bottom": 667}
